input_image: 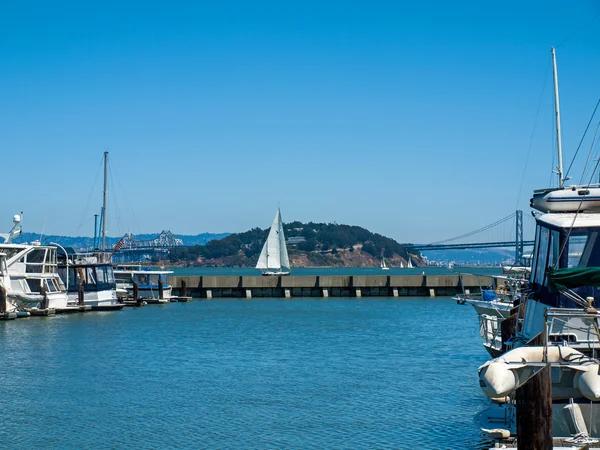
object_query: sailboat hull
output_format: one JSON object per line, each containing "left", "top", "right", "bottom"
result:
{"left": 261, "top": 271, "right": 290, "bottom": 276}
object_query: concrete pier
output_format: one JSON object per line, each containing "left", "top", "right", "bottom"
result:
{"left": 169, "top": 274, "right": 492, "bottom": 299}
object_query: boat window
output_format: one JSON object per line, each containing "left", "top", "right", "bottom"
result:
{"left": 576, "top": 231, "right": 600, "bottom": 267}
{"left": 86, "top": 267, "right": 97, "bottom": 285}
{"left": 95, "top": 265, "right": 115, "bottom": 290}
{"left": 25, "top": 249, "right": 46, "bottom": 273}
{"left": 27, "top": 279, "right": 41, "bottom": 293}
{"left": 137, "top": 274, "right": 149, "bottom": 285}
{"left": 531, "top": 225, "right": 541, "bottom": 282}
{"left": 534, "top": 227, "right": 550, "bottom": 285}
{"left": 547, "top": 230, "right": 560, "bottom": 270}
{"left": 45, "top": 279, "right": 57, "bottom": 293}
{"left": 568, "top": 234, "right": 588, "bottom": 267}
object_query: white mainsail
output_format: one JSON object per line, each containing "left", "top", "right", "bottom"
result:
{"left": 407, "top": 257, "right": 413, "bottom": 268}
{"left": 256, "top": 209, "right": 290, "bottom": 272}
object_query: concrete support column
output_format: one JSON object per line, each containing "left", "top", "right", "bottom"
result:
{"left": 284, "top": 289, "right": 291, "bottom": 298}
{"left": 322, "top": 288, "right": 329, "bottom": 298}
{"left": 429, "top": 288, "right": 436, "bottom": 297}
{"left": 206, "top": 289, "right": 212, "bottom": 299}
{"left": 355, "top": 288, "right": 362, "bottom": 298}
{"left": 392, "top": 288, "right": 399, "bottom": 297}
{"left": 245, "top": 289, "right": 252, "bottom": 299}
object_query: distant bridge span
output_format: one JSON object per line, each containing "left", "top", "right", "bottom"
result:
{"left": 408, "top": 240, "right": 535, "bottom": 252}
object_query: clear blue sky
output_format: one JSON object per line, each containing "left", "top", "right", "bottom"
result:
{"left": 1, "top": 1, "right": 600, "bottom": 242}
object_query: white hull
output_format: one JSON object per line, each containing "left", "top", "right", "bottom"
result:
{"left": 464, "top": 299, "right": 513, "bottom": 319}
{"left": 261, "top": 271, "right": 290, "bottom": 276}
{"left": 66, "top": 289, "right": 119, "bottom": 307}
{"left": 531, "top": 185, "right": 600, "bottom": 213}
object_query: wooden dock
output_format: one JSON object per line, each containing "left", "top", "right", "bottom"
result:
{"left": 170, "top": 274, "right": 494, "bottom": 299}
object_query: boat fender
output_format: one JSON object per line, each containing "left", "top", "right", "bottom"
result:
{"left": 564, "top": 403, "right": 589, "bottom": 436}
{"left": 481, "top": 428, "right": 511, "bottom": 439}
{"left": 573, "top": 365, "right": 600, "bottom": 401}
{"left": 479, "top": 362, "right": 520, "bottom": 398}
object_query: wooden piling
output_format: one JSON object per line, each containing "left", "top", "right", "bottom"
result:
{"left": 158, "top": 279, "right": 164, "bottom": 300}
{"left": 133, "top": 282, "right": 139, "bottom": 301}
{"left": 0, "top": 285, "right": 6, "bottom": 313}
{"left": 40, "top": 286, "right": 47, "bottom": 310}
{"left": 501, "top": 314, "right": 518, "bottom": 354}
{"left": 180, "top": 279, "right": 187, "bottom": 297}
{"left": 516, "top": 332, "right": 552, "bottom": 450}
{"left": 78, "top": 283, "right": 85, "bottom": 306}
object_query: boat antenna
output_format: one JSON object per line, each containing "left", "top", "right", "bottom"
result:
{"left": 551, "top": 47, "right": 565, "bottom": 188}
{"left": 102, "top": 151, "right": 108, "bottom": 252}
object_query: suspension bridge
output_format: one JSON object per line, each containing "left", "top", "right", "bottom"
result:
{"left": 407, "top": 210, "right": 536, "bottom": 264}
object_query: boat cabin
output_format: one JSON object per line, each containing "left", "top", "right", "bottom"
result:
{"left": 55, "top": 248, "right": 117, "bottom": 293}
{"left": 530, "top": 213, "right": 600, "bottom": 307}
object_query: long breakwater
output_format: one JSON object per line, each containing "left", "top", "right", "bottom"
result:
{"left": 171, "top": 274, "right": 494, "bottom": 298}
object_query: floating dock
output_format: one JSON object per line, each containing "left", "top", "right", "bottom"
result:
{"left": 170, "top": 274, "right": 494, "bottom": 299}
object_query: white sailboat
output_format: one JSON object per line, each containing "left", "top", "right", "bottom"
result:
{"left": 399, "top": 261, "right": 404, "bottom": 268}
{"left": 407, "top": 257, "right": 413, "bottom": 268}
{"left": 256, "top": 209, "right": 291, "bottom": 276}
{"left": 380, "top": 257, "right": 389, "bottom": 270}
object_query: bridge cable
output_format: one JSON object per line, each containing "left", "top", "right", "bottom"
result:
{"left": 427, "top": 212, "right": 516, "bottom": 245}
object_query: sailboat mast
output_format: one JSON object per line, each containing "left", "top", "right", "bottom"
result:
{"left": 101, "top": 151, "right": 108, "bottom": 252}
{"left": 551, "top": 47, "right": 564, "bottom": 188}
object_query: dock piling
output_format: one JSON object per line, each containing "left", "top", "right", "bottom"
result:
{"left": 158, "top": 280, "right": 164, "bottom": 300}
{"left": 181, "top": 279, "right": 187, "bottom": 297}
{"left": 133, "top": 282, "right": 139, "bottom": 301}
{"left": 0, "top": 285, "right": 6, "bottom": 313}
{"left": 78, "top": 282, "right": 84, "bottom": 306}
{"left": 40, "top": 286, "right": 47, "bottom": 310}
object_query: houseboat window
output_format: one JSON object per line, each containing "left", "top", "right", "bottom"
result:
{"left": 137, "top": 274, "right": 149, "bottom": 285}
{"left": 534, "top": 227, "right": 550, "bottom": 285}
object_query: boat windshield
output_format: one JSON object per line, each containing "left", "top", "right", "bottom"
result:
{"left": 59, "top": 265, "right": 116, "bottom": 292}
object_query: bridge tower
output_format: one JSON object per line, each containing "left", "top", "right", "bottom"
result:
{"left": 515, "top": 210, "right": 524, "bottom": 265}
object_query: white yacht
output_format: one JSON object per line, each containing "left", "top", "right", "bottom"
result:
{"left": 0, "top": 215, "right": 69, "bottom": 311}
{"left": 256, "top": 208, "right": 291, "bottom": 276}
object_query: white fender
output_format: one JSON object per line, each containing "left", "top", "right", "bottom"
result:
{"left": 479, "top": 346, "right": 597, "bottom": 398}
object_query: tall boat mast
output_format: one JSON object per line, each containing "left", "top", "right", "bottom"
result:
{"left": 101, "top": 151, "right": 108, "bottom": 252}
{"left": 551, "top": 47, "right": 564, "bottom": 188}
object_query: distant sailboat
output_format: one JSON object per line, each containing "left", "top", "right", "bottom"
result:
{"left": 256, "top": 209, "right": 291, "bottom": 276}
{"left": 407, "top": 257, "right": 413, "bottom": 268}
{"left": 399, "top": 261, "right": 404, "bottom": 269}
{"left": 380, "top": 257, "right": 390, "bottom": 270}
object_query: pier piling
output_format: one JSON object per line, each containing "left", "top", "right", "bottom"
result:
{"left": 40, "top": 286, "right": 47, "bottom": 310}
{"left": 516, "top": 332, "right": 553, "bottom": 450}
{"left": 180, "top": 279, "right": 187, "bottom": 297}
{"left": 78, "top": 283, "right": 84, "bottom": 306}
{"left": 0, "top": 285, "right": 6, "bottom": 313}
{"left": 133, "top": 282, "right": 139, "bottom": 301}
{"left": 158, "top": 280, "right": 164, "bottom": 300}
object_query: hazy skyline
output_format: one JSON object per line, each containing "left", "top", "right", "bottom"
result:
{"left": 1, "top": 1, "right": 600, "bottom": 243}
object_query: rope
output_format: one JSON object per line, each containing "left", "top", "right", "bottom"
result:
{"left": 516, "top": 56, "right": 552, "bottom": 208}
{"left": 565, "top": 97, "right": 600, "bottom": 180}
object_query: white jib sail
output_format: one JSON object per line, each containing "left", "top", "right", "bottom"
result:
{"left": 279, "top": 212, "right": 290, "bottom": 271}
{"left": 256, "top": 209, "right": 285, "bottom": 270}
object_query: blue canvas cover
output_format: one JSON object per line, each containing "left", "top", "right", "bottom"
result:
{"left": 482, "top": 289, "right": 497, "bottom": 302}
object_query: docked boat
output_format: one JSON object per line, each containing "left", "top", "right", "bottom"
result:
{"left": 113, "top": 265, "right": 173, "bottom": 300}
{"left": 55, "top": 248, "right": 123, "bottom": 310}
{"left": 256, "top": 208, "right": 291, "bottom": 276}
{"left": 475, "top": 48, "right": 600, "bottom": 448}
{"left": 0, "top": 215, "right": 70, "bottom": 311}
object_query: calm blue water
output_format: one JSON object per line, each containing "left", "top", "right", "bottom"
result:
{"left": 169, "top": 266, "right": 502, "bottom": 277}
{"left": 0, "top": 298, "right": 492, "bottom": 449}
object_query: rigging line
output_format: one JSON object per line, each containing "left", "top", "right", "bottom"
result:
{"left": 555, "top": 10, "right": 600, "bottom": 48}
{"left": 516, "top": 55, "right": 552, "bottom": 208}
{"left": 555, "top": 149, "right": 600, "bottom": 266}
{"left": 580, "top": 119, "right": 600, "bottom": 185}
{"left": 111, "top": 160, "right": 142, "bottom": 235}
{"left": 567, "top": 98, "right": 600, "bottom": 180}
{"left": 428, "top": 213, "right": 516, "bottom": 245}
{"left": 108, "top": 164, "right": 125, "bottom": 238}
{"left": 75, "top": 155, "right": 104, "bottom": 235}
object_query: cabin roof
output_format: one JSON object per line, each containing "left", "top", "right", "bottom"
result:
{"left": 537, "top": 213, "right": 600, "bottom": 229}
